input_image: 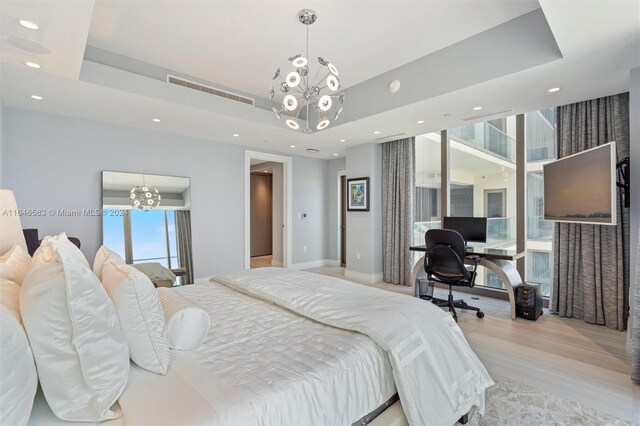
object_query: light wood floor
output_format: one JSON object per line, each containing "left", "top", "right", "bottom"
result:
{"left": 306, "top": 266, "right": 640, "bottom": 423}
{"left": 250, "top": 255, "right": 272, "bottom": 269}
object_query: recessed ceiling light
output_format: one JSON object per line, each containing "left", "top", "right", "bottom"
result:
{"left": 25, "top": 61, "right": 40, "bottom": 69}
{"left": 152, "top": 118, "right": 161, "bottom": 122}
{"left": 19, "top": 20, "right": 39, "bottom": 30}
{"left": 333, "top": 153, "right": 339, "bottom": 156}
{"left": 340, "top": 139, "right": 346, "bottom": 142}
{"left": 29, "top": 95, "right": 43, "bottom": 100}
{"left": 416, "top": 120, "right": 424, "bottom": 124}
{"left": 290, "top": 145, "right": 296, "bottom": 148}
{"left": 373, "top": 131, "right": 380, "bottom": 134}
{"left": 473, "top": 106, "right": 482, "bottom": 111}
{"left": 548, "top": 87, "right": 561, "bottom": 93}
{"left": 233, "top": 134, "right": 239, "bottom": 137}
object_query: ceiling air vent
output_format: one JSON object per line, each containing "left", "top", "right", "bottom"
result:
{"left": 306, "top": 148, "right": 320, "bottom": 153}
{"left": 375, "top": 132, "right": 407, "bottom": 142}
{"left": 463, "top": 109, "right": 514, "bottom": 122}
{"left": 167, "top": 75, "right": 255, "bottom": 106}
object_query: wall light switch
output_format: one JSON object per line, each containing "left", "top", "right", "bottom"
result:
{"left": 356, "top": 252, "right": 361, "bottom": 261}
{"left": 303, "top": 245, "right": 307, "bottom": 253}
{"left": 297, "top": 213, "right": 302, "bottom": 219}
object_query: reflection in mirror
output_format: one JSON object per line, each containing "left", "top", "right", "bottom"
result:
{"left": 102, "top": 171, "right": 193, "bottom": 285}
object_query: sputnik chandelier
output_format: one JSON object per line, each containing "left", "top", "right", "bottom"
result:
{"left": 270, "top": 9, "right": 345, "bottom": 133}
{"left": 130, "top": 175, "right": 161, "bottom": 211}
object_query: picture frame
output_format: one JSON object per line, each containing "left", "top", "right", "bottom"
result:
{"left": 347, "top": 177, "right": 369, "bottom": 211}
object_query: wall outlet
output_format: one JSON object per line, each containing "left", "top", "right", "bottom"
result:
{"left": 303, "top": 245, "right": 307, "bottom": 253}
{"left": 356, "top": 252, "right": 361, "bottom": 261}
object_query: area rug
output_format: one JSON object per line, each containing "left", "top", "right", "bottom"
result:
{"left": 461, "top": 374, "right": 632, "bottom": 426}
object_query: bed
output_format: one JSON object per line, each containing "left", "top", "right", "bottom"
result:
{"left": 26, "top": 267, "right": 492, "bottom": 426}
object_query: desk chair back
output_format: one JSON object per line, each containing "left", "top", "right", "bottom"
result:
{"left": 424, "top": 229, "right": 473, "bottom": 284}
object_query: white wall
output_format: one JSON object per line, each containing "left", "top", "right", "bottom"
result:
{"left": 345, "top": 143, "right": 383, "bottom": 282}
{"left": 2, "top": 108, "right": 330, "bottom": 276}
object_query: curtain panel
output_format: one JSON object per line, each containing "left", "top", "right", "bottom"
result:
{"left": 382, "top": 137, "right": 415, "bottom": 286}
{"left": 633, "top": 229, "right": 640, "bottom": 383}
{"left": 551, "top": 93, "right": 630, "bottom": 331}
{"left": 175, "top": 210, "right": 194, "bottom": 284}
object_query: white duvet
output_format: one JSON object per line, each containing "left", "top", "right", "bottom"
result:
{"left": 117, "top": 273, "right": 397, "bottom": 425}
{"left": 214, "top": 268, "right": 493, "bottom": 426}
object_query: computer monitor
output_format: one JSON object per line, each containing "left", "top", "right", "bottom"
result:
{"left": 442, "top": 216, "right": 487, "bottom": 244}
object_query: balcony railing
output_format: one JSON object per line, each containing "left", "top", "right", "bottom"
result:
{"left": 449, "top": 122, "right": 515, "bottom": 161}
{"left": 527, "top": 216, "right": 553, "bottom": 240}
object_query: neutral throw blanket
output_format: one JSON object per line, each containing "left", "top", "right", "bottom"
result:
{"left": 213, "top": 268, "right": 493, "bottom": 426}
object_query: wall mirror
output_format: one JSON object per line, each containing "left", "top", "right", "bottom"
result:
{"left": 102, "top": 171, "right": 193, "bottom": 285}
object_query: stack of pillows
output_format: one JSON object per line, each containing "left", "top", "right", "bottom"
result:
{"left": 0, "top": 233, "right": 210, "bottom": 425}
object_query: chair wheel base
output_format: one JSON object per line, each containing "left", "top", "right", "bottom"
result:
{"left": 476, "top": 311, "right": 485, "bottom": 318}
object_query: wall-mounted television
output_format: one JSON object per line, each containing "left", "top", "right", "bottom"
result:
{"left": 543, "top": 142, "right": 617, "bottom": 225}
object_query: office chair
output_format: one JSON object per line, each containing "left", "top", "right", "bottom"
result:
{"left": 424, "top": 229, "right": 484, "bottom": 322}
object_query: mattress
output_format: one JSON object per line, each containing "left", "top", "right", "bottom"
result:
{"left": 117, "top": 279, "right": 397, "bottom": 425}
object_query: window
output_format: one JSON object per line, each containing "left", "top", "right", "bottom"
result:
{"left": 414, "top": 133, "right": 442, "bottom": 245}
{"left": 448, "top": 118, "right": 517, "bottom": 289}
{"left": 102, "top": 209, "right": 180, "bottom": 269}
{"left": 524, "top": 108, "right": 556, "bottom": 296}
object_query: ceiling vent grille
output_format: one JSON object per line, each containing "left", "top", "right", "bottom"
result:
{"left": 167, "top": 75, "right": 255, "bottom": 106}
{"left": 375, "top": 132, "right": 407, "bottom": 141}
{"left": 463, "top": 109, "right": 513, "bottom": 122}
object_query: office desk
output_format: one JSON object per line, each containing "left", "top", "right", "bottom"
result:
{"left": 409, "top": 245, "right": 525, "bottom": 320}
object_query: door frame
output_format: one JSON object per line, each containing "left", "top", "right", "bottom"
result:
{"left": 245, "top": 150, "right": 292, "bottom": 269}
{"left": 337, "top": 170, "right": 346, "bottom": 267}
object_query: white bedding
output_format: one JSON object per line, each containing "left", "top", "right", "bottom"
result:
{"left": 214, "top": 268, "right": 493, "bottom": 426}
{"left": 117, "top": 277, "right": 397, "bottom": 425}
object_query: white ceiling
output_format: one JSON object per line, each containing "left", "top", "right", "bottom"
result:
{"left": 87, "top": 0, "right": 540, "bottom": 96}
{"left": 0, "top": 0, "right": 638, "bottom": 159}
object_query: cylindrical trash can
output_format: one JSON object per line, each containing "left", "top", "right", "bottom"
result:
{"left": 417, "top": 277, "right": 434, "bottom": 299}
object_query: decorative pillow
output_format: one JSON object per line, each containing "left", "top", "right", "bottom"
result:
{"left": 0, "top": 244, "right": 31, "bottom": 285}
{"left": 20, "top": 241, "right": 129, "bottom": 422}
{"left": 39, "top": 232, "right": 89, "bottom": 268}
{"left": 157, "top": 288, "right": 211, "bottom": 351}
{"left": 102, "top": 259, "right": 170, "bottom": 375}
{"left": 0, "top": 279, "right": 38, "bottom": 426}
{"left": 93, "top": 245, "right": 124, "bottom": 280}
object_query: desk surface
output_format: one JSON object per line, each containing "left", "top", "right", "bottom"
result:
{"left": 409, "top": 245, "right": 524, "bottom": 261}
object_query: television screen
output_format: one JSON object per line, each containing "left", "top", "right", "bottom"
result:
{"left": 543, "top": 142, "right": 617, "bottom": 225}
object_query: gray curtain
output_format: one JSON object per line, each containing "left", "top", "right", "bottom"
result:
{"left": 382, "top": 137, "right": 415, "bottom": 286}
{"left": 633, "top": 230, "right": 640, "bottom": 383}
{"left": 175, "top": 210, "right": 194, "bottom": 284}
{"left": 551, "top": 93, "right": 630, "bottom": 331}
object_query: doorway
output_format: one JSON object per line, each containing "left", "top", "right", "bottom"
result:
{"left": 250, "top": 172, "right": 273, "bottom": 267}
{"left": 245, "top": 151, "right": 292, "bottom": 269}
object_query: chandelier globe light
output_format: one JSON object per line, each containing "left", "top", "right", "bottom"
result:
{"left": 270, "top": 9, "right": 345, "bottom": 134}
{"left": 130, "top": 175, "right": 161, "bottom": 211}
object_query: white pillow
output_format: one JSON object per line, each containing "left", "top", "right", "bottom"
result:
{"left": 0, "top": 244, "right": 31, "bottom": 285}
{"left": 102, "top": 259, "right": 170, "bottom": 375}
{"left": 40, "top": 232, "right": 89, "bottom": 268}
{"left": 93, "top": 245, "right": 124, "bottom": 280}
{"left": 0, "top": 279, "right": 37, "bottom": 426}
{"left": 20, "top": 241, "right": 130, "bottom": 422}
{"left": 157, "top": 288, "right": 211, "bottom": 351}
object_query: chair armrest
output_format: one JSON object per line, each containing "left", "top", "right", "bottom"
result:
{"left": 465, "top": 255, "right": 482, "bottom": 265}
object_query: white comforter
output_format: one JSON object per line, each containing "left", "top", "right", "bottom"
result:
{"left": 117, "top": 275, "right": 396, "bottom": 425}
{"left": 214, "top": 268, "right": 493, "bottom": 426}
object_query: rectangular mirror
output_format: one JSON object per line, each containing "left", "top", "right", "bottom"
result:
{"left": 102, "top": 171, "right": 193, "bottom": 285}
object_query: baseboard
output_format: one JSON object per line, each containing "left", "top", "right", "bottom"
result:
{"left": 289, "top": 259, "right": 339, "bottom": 270}
{"left": 344, "top": 269, "right": 383, "bottom": 284}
